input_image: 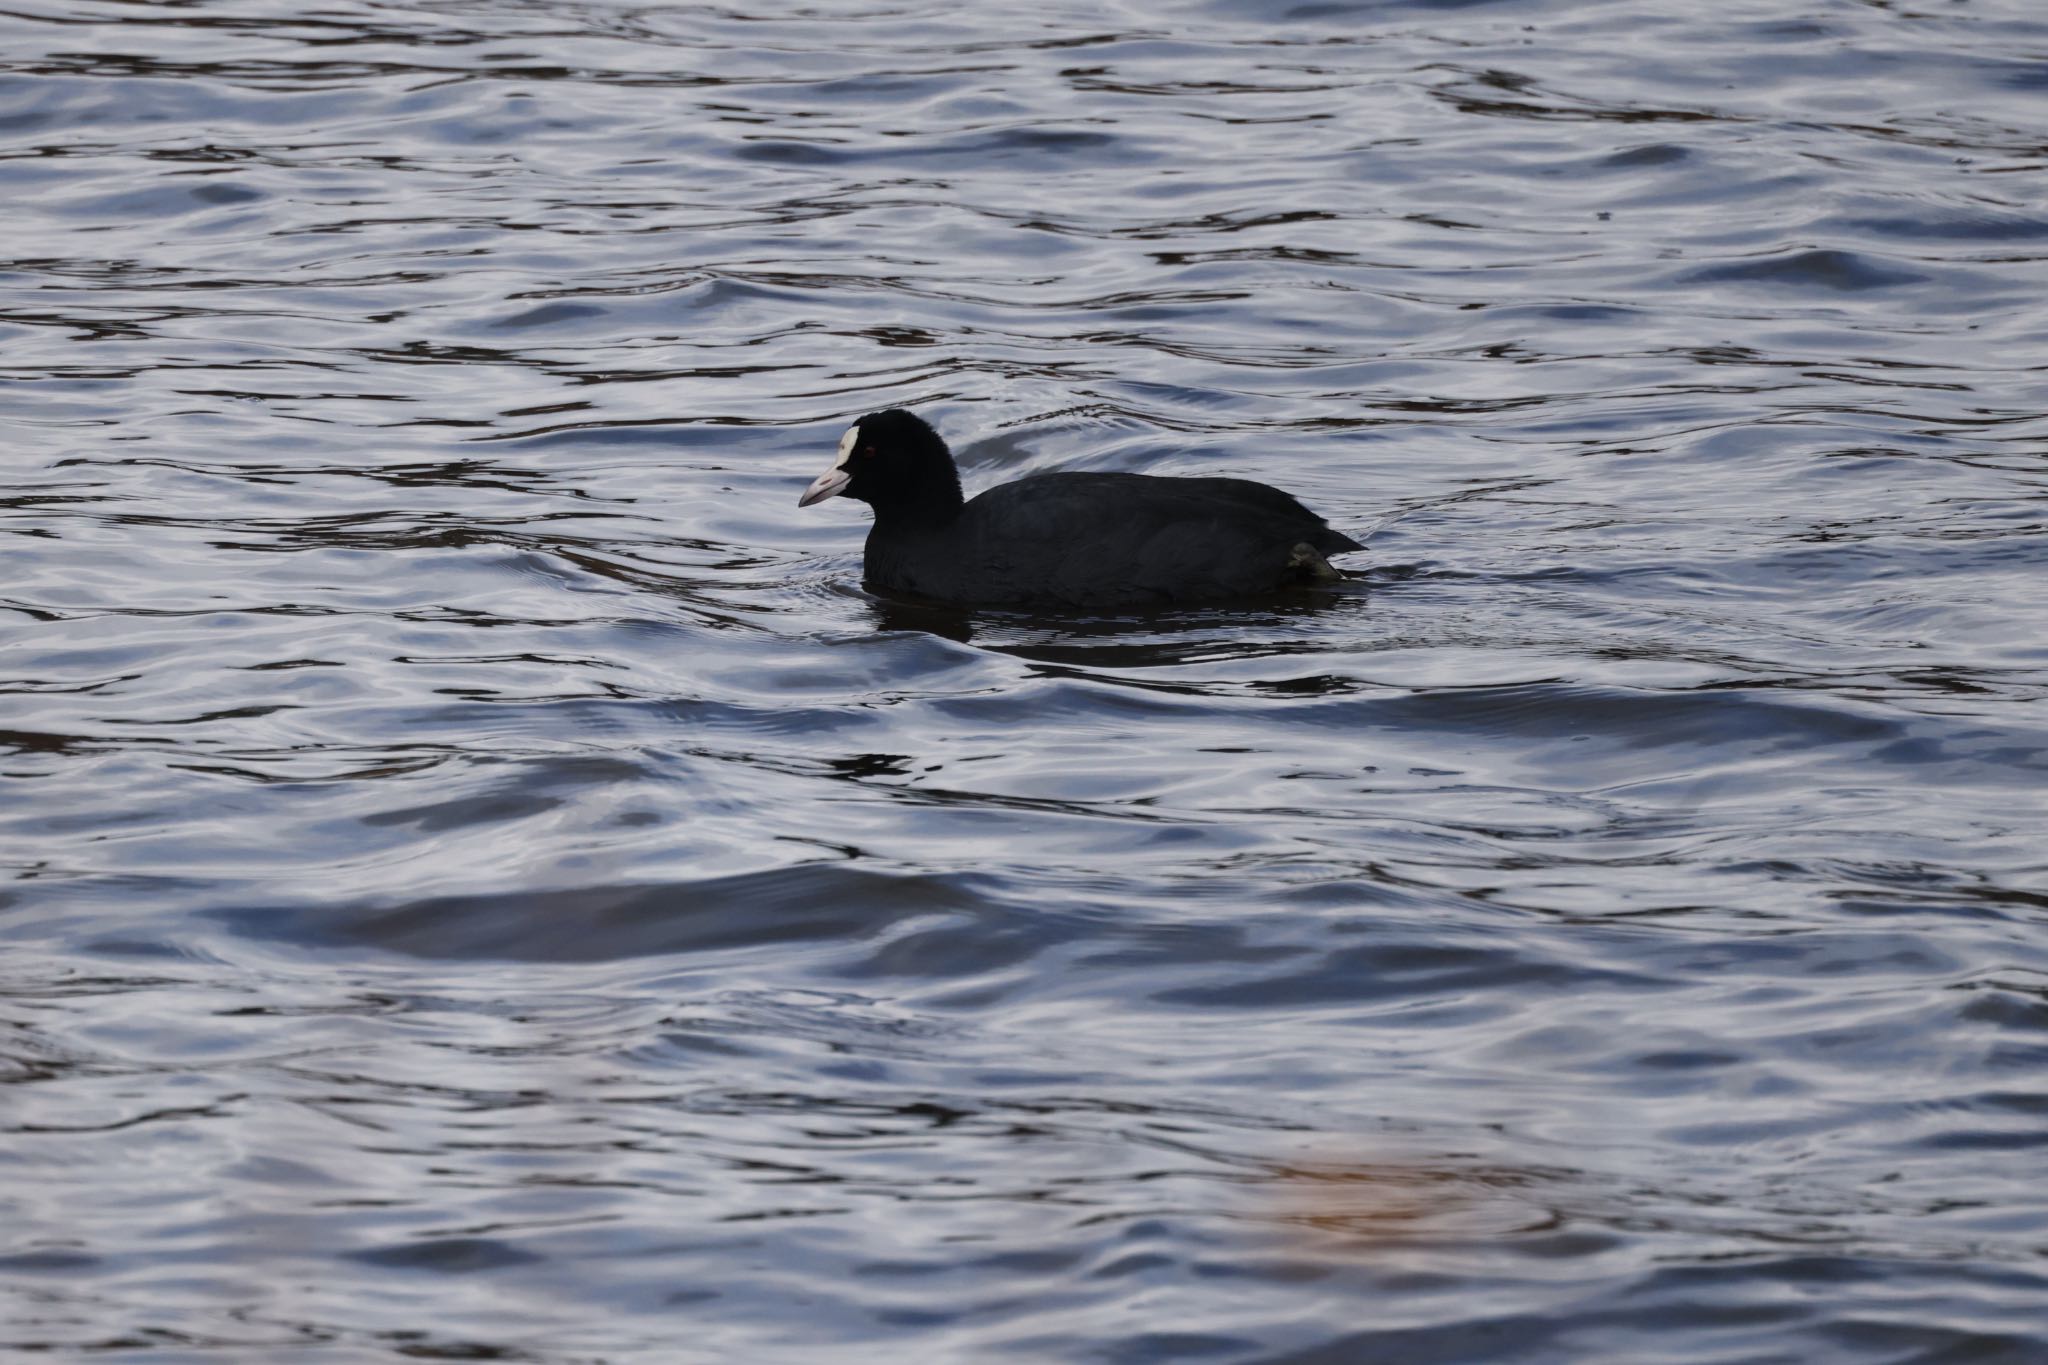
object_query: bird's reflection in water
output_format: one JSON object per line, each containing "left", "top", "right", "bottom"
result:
{"left": 864, "top": 581, "right": 1368, "bottom": 653}
{"left": 868, "top": 595, "right": 977, "bottom": 643}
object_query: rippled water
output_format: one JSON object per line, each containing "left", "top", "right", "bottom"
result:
{"left": 7, "top": 0, "right": 2048, "bottom": 1359}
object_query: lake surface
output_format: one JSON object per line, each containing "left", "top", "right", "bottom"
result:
{"left": 6, "top": 0, "right": 2048, "bottom": 1359}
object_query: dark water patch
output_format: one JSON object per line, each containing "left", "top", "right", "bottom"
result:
{"left": 489, "top": 301, "right": 609, "bottom": 330}
{"left": 1153, "top": 935, "right": 1666, "bottom": 1009}
{"left": 1601, "top": 143, "right": 1692, "bottom": 169}
{"left": 1955, "top": 985, "right": 2048, "bottom": 1033}
{"left": 347, "top": 1238, "right": 543, "bottom": 1274}
{"left": 1986, "top": 59, "right": 2048, "bottom": 93}
{"left": 217, "top": 866, "right": 1018, "bottom": 964}
{"left": 1246, "top": 681, "right": 1997, "bottom": 783}
{"left": 0, "top": 1250, "right": 102, "bottom": 1273}
{"left": 1834, "top": 210, "right": 2048, "bottom": 244}
{"left": 732, "top": 138, "right": 851, "bottom": 167}
{"left": 1679, "top": 248, "right": 1928, "bottom": 291}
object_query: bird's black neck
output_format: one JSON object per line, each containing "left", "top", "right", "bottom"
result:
{"left": 870, "top": 468, "right": 964, "bottom": 534}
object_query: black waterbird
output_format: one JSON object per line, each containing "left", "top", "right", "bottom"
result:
{"left": 799, "top": 409, "right": 1363, "bottom": 609}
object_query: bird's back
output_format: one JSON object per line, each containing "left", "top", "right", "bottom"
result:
{"left": 867, "top": 471, "right": 1359, "bottom": 608}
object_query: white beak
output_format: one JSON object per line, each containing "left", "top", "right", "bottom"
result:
{"left": 798, "top": 425, "right": 860, "bottom": 507}
{"left": 798, "top": 466, "right": 850, "bottom": 507}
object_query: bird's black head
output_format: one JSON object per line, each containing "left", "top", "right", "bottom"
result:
{"left": 798, "top": 408, "right": 964, "bottom": 528}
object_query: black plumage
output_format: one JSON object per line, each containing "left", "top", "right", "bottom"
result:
{"left": 798, "top": 409, "right": 1362, "bottom": 609}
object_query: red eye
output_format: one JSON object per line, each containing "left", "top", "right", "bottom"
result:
{"left": 860, "top": 445, "right": 876, "bottom": 459}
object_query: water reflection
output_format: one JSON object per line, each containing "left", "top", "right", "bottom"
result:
{"left": 1262, "top": 1148, "right": 1566, "bottom": 1247}
{"left": 866, "top": 583, "right": 1373, "bottom": 658}
{"left": 6, "top": 0, "right": 2048, "bottom": 1358}
{"left": 870, "top": 595, "right": 977, "bottom": 642}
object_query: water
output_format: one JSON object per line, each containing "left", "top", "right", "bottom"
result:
{"left": 6, "top": 0, "right": 2048, "bottom": 1359}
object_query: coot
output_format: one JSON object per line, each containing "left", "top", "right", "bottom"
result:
{"left": 798, "top": 409, "right": 1363, "bottom": 609}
